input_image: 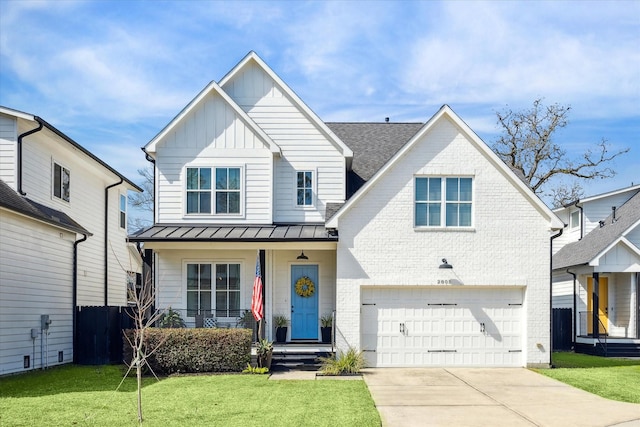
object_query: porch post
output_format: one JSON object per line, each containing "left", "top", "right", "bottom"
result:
{"left": 631, "top": 273, "right": 638, "bottom": 339}
{"left": 259, "top": 249, "right": 266, "bottom": 340}
{"left": 592, "top": 272, "right": 599, "bottom": 338}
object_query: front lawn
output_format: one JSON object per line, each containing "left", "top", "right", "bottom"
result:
{"left": 535, "top": 352, "right": 640, "bottom": 404}
{"left": 0, "top": 365, "right": 380, "bottom": 426}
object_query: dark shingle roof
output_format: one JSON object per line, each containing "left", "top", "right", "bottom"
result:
{"left": 553, "top": 190, "right": 640, "bottom": 270}
{"left": 327, "top": 122, "right": 424, "bottom": 198}
{"left": 0, "top": 179, "right": 91, "bottom": 235}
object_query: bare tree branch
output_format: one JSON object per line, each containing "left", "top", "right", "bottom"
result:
{"left": 492, "top": 99, "right": 629, "bottom": 206}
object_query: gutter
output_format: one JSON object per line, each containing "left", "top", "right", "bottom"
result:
{"left": 17, "top": 120, "right": 44, "bottom": 195}
{"left": 566, "top": 269, "right": 577, "bottom": 347}
{"left": 73, "top": 233, "right": 88, "bottom": 362}
{"left": 549, "top": 228, "right": 563, "bottom": 366}
{"left": 104, "top": 178, "right": 123, "bottom": 306}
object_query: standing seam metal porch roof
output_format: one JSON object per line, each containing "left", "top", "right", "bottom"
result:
{"left": 129, "top": 224, "right": 337, "bottom": 242}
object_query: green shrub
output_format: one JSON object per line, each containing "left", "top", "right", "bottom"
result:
{"left": 242, "top": 363, "right": 269, "bottom": 374}
{"left": 319, "top": 347, "right": 365, "bottom": 375}
{"left": 123, "top": 328, "right": 251, "bottom": 374}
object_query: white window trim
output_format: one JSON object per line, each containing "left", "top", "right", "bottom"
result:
{"left": 294, "top": 169, "right": 316, "bottom": 209}
{"left": 569, "top": 209, "right": 580, "bottom": 229}
{"left": 183, "top": 165, "right": 245, "bottom": 218}
{"left": 52, "top": 160, "right": 71, "bottom": 203}
{"left": 414, "top": 176, "right": 475, "bottom": 229}
{"left": 183, "top": 259, "right": 243, "bottom": 319}
{"left": 119, "top": 192, "right": 127, "bottom": 229}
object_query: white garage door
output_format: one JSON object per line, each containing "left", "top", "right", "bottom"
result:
{"left": 361, "top": 287, "right": 524, "bottom": 367}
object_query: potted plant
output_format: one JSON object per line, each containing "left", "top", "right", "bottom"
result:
{"left": 256, "top": 338, "right": 273, "bottom": 370}
{"left": 320, "top": 314, "right": 333, "bottom": 343}
{"left": 158, "top": 307, "right": 185, "bottom": 328}
{"left": 273, "top": 315, "right": 288, "bottom": 343}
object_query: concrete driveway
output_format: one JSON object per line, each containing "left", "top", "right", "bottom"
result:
{"left": 362, "top": 368, "right": 640, "bottom": 427}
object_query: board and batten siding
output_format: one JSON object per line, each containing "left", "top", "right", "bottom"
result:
{"left": 154, "top": 92, "right": 274, "bottom": 224}
{"left": 0, "top": 114, "right": 17, "bottom": 188}
{"left": 154, "top": 249, "right": 256, "bottom": 326}
{"left": 334, "top": 117, "right": 552, "bottom": 367}
{"left": 222, "top": 61, "right": 346, "bottom": 223}
{"left": 0, "top": 210, "right": 75, "bottom": 375}
{"left": 16, "top": 121, "right": 131, "bottom": 306}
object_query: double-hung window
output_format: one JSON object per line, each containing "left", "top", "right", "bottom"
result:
{"left": 186, "top": 167, "right": 212, "bottom": 214}
{"left": 119, "top": 194, "right": 127, "bottom": 229}
{"left": 415, "top": 177, "right": 473, "bottom": 227}
{"left": 296, "top": 171, "right": 313, "bottom": 206}
{"left": 53, "top": 162, "right": 70, "bottom": 202}
{"left": 215, "top": 263, "right": 240, "bottom": 317}
{"left": 215, "top": 167, "right": 240, "bottom": 214}
{"left": 570, "top": 210, "right": 580, "bottom": 229}
{"left": 186, "top": 166, "right": 241, "bottom": 215}
{"left": 187, "top": 263, "right": 212, "bottom": 317}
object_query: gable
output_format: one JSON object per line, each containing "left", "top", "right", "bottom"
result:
{"left": 219, "top": 52, "right": 352, "bottom": 160}
{"left": 154, "top": 91, "right": 272, "bottom": 153}
{"left": 144, "top": 80, "right": 280, "bottom": 156}
{"left": 327, "top": 105, "right": 563, "bottom": 230}
{"left": 592, "top": 238, "right": 640, "bottom": 272}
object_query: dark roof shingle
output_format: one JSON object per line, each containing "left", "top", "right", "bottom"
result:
{"left": 0, "top": 179, "right": 91, "bottom": 235}
{"left": 327, "top": 122, "right": 423, "bottom": 198}
{"left": 553, "top": 190, "right": 640, "bottom": 269}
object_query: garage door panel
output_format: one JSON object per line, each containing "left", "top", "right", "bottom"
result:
{"left": 361, "top": 287, "right": 524, "bottom": 367}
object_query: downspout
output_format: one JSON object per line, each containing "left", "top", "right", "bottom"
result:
{"left": 73, "top": 233, "right": 88, "bottom": 362}
{"left": 105, "top": 179, "right": 123, "bottom": 306}
{"left": 566, "top": 268, "right": 577, "bottom": 347}
{"left": 575, "top": 201, "right": 584, "bottom": 240}
{"left": 142, "top": 148, "right": 156, "bottom": 223}
{"left": 550, "top": 228, "right": 563, "bottom": 367}
{"left": 17, "top": 119, "right": 44, "bottom": 195}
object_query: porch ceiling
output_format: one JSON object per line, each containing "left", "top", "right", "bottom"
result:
{"left": 129, "top": 224, "right": 338, "bottom": 243}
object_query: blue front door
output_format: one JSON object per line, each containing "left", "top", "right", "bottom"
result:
{"left": 291, "top": 265, "right": 319, "bottom": 339}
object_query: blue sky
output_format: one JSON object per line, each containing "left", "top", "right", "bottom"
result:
{"left": 1, "top": 0, "right": 638, "bottom": 212}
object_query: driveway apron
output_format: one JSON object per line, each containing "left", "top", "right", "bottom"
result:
{"left": 362, "top": 368, "right": 640, "bottom": 427}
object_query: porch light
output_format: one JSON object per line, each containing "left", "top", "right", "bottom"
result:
{"left": 297, "top": 251, "right": 309, "bottom": 260}
{"left": 439, "top": 258, "right": 453, "bottom": 269}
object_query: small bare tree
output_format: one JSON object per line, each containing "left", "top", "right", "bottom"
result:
{"left": 492, "top": 99, "right": 629, "bottom": 207}
{"left": 122, "top": 271, "right": 166, "bottom": 424}
{"left": 111, "top": 241, "right": 166, "bottom": 424}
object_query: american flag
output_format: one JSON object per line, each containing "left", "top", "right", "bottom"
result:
{"left": 251, "top": 251, "right": 264, "bottom": 321}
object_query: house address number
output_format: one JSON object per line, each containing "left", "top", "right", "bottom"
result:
{"left": 437, "top": 279, "right": 452, "bottom": 284}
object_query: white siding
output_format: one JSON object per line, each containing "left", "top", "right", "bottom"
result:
{"left": 154, "top": 91, "right": 273, "bottom": 224}
{"left": 154, "top": 248, "right": 336, "bottom": 341}
{"left": 0, "top": 114, "right": 17, "bottom": 189}
{"left": 335, "top": 117, "right": 552, "bottom": 367}
{"left": 222, "top": 61, "right": 346, "bottom": 223}
{"left": 0, "top": 210, "right": 75, "bottom": 375}
{"left": 15, "top": 120, "right": 132, "bottom": 306}
{"left": 583, "top": 193, "right": 636, "bottom": 234}
{"left": 552, "top": 272, "right": 575, "bottom": 309}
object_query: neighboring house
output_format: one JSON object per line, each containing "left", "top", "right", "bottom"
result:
{"left": 552, "top": 185, "right": 640, "bottom": 356}
{"left": 0, "top": 106, "right": 141, "bottom": 375}
{"left": 130, "top": 51, "right": 563, "bottom": 368}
